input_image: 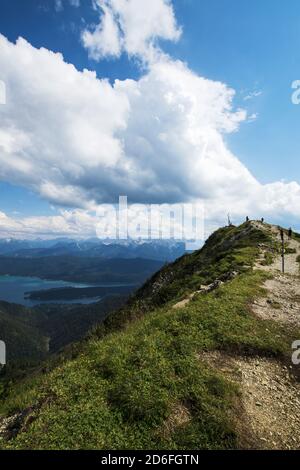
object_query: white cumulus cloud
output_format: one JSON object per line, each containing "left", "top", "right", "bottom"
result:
{"left": 0, "top": 34, "right": 253, "bottom": 208}
{"left": 0, "top": 209, "right": 97, "bottom": 239}
{"left": 0, "top": 0, "right": 300, "bottom": 238}
{"left": 82, "top": 0, "right": 181, "bottom": 61}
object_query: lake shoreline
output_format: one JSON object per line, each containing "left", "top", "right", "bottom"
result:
{"left": 0, "top": 275, "right": 138, "bottom": 307}
{"left": 26, "top": 284, "right": 137, "bottom": 302}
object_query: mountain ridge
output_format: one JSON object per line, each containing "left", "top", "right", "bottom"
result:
{"left": 0, "top": 238, "right": 186, "bottom": 261}
{"left": 1, "top": 221, "right": 300, "bottom": 449}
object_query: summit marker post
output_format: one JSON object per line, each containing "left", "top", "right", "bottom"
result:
{"left": 280, "top": 229, "right": 285, "bottom": 273}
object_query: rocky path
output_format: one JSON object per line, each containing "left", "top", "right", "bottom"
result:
{"left": 242, "top": 223, "right": 300, "bottom": 448}
{"left": 254, "top": 222, "right": 300, "bottom": 327}
{"left": 200, "top": 351, "right": 300, "bottom": 449}
{"left": 255, "top": 222, "right": 300, "bottom": 276}
{"left": 201, "top": 222, "right": 300, "bottom": 449}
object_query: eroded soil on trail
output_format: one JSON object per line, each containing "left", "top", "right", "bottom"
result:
{"left": 254, "top": 222, "right": 300, "bottom": 327}
{"left": 200, "top": 223, "right": 300, "bottom": 449}
{"left": 199, "top": 351, "right": 300, "bottom": 449}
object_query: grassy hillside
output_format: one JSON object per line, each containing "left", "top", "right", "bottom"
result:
{"left": 0, "top": 302, "right": 49, "bottom": 363}
{"left": 0, "top": 222, "right": 297, "bottom": 449}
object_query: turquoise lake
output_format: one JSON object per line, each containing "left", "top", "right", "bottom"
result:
{"left": 0, "top": 275, "right": 100, "bottom": 307}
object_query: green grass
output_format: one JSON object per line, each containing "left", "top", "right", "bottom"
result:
{"left": 285, "top": 247, "right": 297, "bottom": 254}
{"left": 92, "top": 222, "right": 271, "bottom": 340}
{"left": 0, "top": 270, "right": 293, "bottom": 450}
{"left": 261, "top": 252, "right": 274, "bottom": 266}
{"left": 0, "top": 223, "right": 296, "bottom": 450}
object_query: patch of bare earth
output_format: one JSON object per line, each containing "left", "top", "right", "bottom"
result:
{"left": 252, "top": 275, "right": 300, "bottom": 327}
{"left": 198, "top": 225, "right": 300, "bottom": 449}
{"left": 253, "top": 223, "right": 300, "bottom": 327}
{"left": 158, "top": 403, "right": 191, "bottom": 440}
{"left": 199, "top": 351, "right": 300, "bottom": 449}
{"left": 172, "top": 274, "right": 237, "bottom": 310}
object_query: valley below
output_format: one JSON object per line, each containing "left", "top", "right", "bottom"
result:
{"left": 0, "top": 274, "right": 137, "bottom": 306}
{"left": 0, "top": 255, "right": 164, "bottom": 284}
{"left": 0, "top": 252, "right": 166, "bottom": 362}
{"left": 0, "top": 253, "right": 164, "bottom": 306}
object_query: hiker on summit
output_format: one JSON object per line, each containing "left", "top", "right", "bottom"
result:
{"left": 288, "top": 228, "right": 292, "bottom": 239}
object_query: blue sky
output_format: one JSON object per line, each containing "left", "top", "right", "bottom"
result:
{"left": 0, "top": 0, "right": 299, "bottom": 236}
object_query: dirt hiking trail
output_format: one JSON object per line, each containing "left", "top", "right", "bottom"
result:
{"left": 202, "top": 221, "right": 300, "bottom": 449}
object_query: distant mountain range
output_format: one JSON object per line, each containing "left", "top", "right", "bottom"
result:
{"left": 0, "top": 238, "right": 186, "bottom": 261}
